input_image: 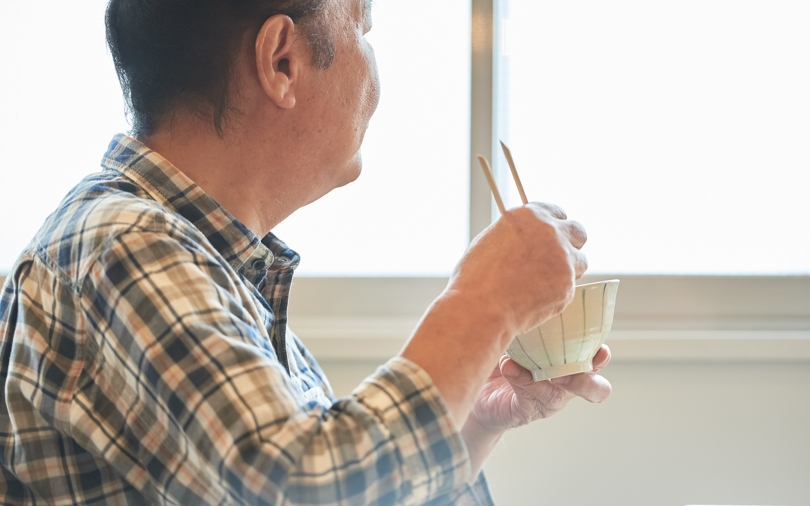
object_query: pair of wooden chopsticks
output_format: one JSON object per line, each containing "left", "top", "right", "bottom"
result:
{"left": 477, "top": 141, "right": 528, "bottom": 214}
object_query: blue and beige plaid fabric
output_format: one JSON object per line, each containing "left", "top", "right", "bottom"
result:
{"left": 0, "top": 134, "right": 494, "bottom": 505}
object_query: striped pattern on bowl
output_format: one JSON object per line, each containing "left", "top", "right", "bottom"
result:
{"left": 506, "top": 280, "right": 620, "bottom": 381}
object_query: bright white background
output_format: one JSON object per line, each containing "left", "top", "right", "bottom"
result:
{"left": 497, "top": 0, "right": 810, "bottom": 275}
{"left": 0, "top": 1, "right": 129, "bottom": 273}
{"left": 0, "top": 0, "right": 471, "bottom": 276}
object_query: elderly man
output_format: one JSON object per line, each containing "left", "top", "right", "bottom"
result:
{"left": 0, "top": 0, "right": 611, "bottom": 504}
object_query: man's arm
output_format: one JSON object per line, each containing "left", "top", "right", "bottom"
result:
{"left": 401, "top": 202, "right": 603, "bottom": 476}
{"left": 78, "top": 230, "right": 475, "bottom": 505}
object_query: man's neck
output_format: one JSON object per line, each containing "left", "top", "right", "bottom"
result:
{"left": 140, "top": 118, "right": 306, "bottom": 238}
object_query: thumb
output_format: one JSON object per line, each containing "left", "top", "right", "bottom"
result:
{"left": 499, "top": 357, "right": 534, "bottom": 385}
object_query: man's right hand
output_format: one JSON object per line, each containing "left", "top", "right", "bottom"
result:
{"left": 447, "top": 201, "right": 588, "bottom": 339}
{"left": 401, "top": 201, "right": 588, "bottom": 434}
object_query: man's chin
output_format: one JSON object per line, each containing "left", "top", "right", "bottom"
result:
{"left": 335, "top": 157, "right": 362, "bottom": 188}
{"left": 337, "top": 168, "right": 361, "bottom": 188}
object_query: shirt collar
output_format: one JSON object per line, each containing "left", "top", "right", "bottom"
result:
{"left": 101, "top": 133, "right": 299, "bottom": 276}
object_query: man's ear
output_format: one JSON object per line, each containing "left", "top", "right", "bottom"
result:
{"left": 255, "top": 15, "right": 300, "bottom": 109}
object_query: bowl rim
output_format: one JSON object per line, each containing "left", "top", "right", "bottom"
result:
{"left": 576, "top": 279, "right": 621, "bottom": 289}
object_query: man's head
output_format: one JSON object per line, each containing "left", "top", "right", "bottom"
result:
{"left": 106, "top": 0, "right": 380, "bottom": 235}
{"left": 106, "top": 0, "right": 336, "bottom": 136}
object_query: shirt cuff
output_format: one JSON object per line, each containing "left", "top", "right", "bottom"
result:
{"left": 470, "top": 472, "right": 496, "bottom": 506}
{"left": 352, "top": 356, "right": 473, "bottom": 504}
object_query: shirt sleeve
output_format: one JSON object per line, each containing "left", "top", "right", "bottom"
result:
{"left": 75, "top": 229, "right": 480, "bottom": 505}
{"left": 421, "top": 470, "right": 496, "bottom": 506}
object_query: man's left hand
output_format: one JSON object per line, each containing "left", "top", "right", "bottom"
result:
{"left": 469, "top": 345, "right": 612, "bottom": 434}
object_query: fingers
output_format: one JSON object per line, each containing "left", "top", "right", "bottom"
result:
{"left": 564, "top": 220, "right": 587, "bottom": 250}
{"left": 500, "top": 357, "right": 573, "bottom": 410}
{"left": 552, "top": 346, "right": 612, "bottom": 402}
{"left": 572, "top": 249, "right": 588, "bottom": 280}
{"left": 526, "top": 202, "right": 587, "bottom": 251}
{"left": 552, "top": 372, "right": 612, "bottom": 404}
{"left": 564, "top": 217, "right": 588, "bottom": 279}
{"left": 499, "top": 354, "right": 534, "bottom": 385}
{"left": 592, "top": 344, "right": 611, "bottom": 372}
{"left": 500, "top": 355, "right": 612, "bottom": 405}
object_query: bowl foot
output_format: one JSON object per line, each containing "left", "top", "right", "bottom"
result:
{"left": 530, "top": 361, "right": 594, "bottom": 382}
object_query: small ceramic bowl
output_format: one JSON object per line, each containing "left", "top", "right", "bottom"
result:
{"left": 506, "top": 279, "right": 620, "bottom": 381}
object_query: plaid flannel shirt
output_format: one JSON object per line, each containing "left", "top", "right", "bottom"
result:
{"left": 0, "top": 134, "right": 495, "bottom": 505}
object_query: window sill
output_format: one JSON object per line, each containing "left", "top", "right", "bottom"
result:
{"left": 291, "top": 316, "right": 810, "bottom": 362}
{"left": 288, "top": 275, "right": 810, "bottom": 362}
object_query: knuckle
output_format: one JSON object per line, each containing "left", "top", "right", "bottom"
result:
{"left": 550, "top": 204, "right": 568, "bottom": 220}
{"left": 577, "top": 251, "right": 589, "bottom": 271}
{"left": 527, "top": 201, "right": 567, "bottom": 220}
{"left": 567, "top": 220, "right": 587, "bottom": 241}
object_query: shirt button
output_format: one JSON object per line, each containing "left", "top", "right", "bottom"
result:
{"left": 251, "top": 259, "right": 266, "bottom": 270}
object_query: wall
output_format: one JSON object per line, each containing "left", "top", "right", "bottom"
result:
{"left": 2, "top": 272, "right": 808, "bottom": 504}
{"left": 320, "top": 359, "right": 810, "bottom": 506}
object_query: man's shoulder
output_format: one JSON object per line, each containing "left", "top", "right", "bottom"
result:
{"left": 29, "top": 170, "right": 199, "bottom": 285}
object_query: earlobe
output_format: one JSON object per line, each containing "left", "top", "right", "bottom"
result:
{"left": 255, "top": 15, "right": 298, "bottom": 109}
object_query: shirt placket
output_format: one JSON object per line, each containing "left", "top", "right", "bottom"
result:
{"left": 262, "top": 257, "right": 296, "bottom": 377}
{"left": 243, "top": 250, "right": 294, "bottom": 375}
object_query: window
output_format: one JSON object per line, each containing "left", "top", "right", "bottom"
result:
{"left": 0, "top": 0, "right": 129, "bottom": 271}
{"left": 1, "top": 0, "right": 808, "bottom": 359}
{"left": 494, "top": 0, "right": 810, "bottom": 275}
